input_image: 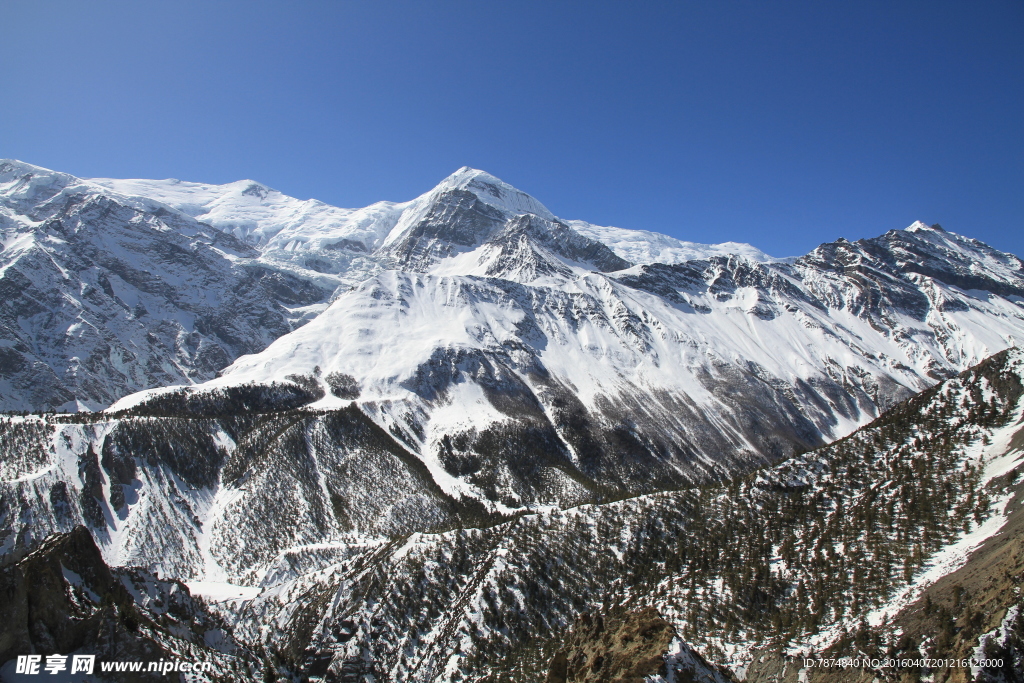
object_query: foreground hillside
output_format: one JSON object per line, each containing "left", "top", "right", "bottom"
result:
{"left": 0, "top": 526, "right": 259, "bottom": 681}
{"left": 2, "top": 348, "right": 1021, "bottom": 680}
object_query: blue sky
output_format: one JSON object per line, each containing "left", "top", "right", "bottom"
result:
{"left": 3, "top": 1, "right": 1022, "bottom": 257}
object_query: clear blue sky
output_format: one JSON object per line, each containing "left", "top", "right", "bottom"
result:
{"left": 3, "top": 1, "right": 1022, "bottom": 258}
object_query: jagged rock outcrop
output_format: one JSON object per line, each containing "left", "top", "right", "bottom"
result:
{"left": 0, "top": 526, "right": 258, "bottom": 680}
{"left": 544, "top": 607, "right": 733, "bottom": 683}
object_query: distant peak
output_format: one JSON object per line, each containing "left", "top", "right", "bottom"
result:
{"left": 448, "top": 165, "right": 486, "bottom": 180}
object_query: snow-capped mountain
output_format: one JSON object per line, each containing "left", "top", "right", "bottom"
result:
{"left": 1, "top": 160, "right": 776, "bottom": 414}
{"left": 6, "top": 175, "right": 1024, "bottom": 575}
{"left": 0, "top": 160, "right": 325, "bottom": 412}
{"left": 10, "top": 156, "right": 1024, "bottom": 505}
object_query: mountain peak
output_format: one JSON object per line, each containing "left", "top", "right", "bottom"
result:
{"left": 906, "top": 220, "right": 942, "bottom": 233}
{"left": 0, "top": 158, "right": 78, "bottom": 189}
{"left": 0, "top": 158, "right": 43, "bottom": 175}
{"left": 429, "top": 167, "right": 555, "bottom": 221}
{"left": 438, "top": 166, "right": 502, "bottom": 188}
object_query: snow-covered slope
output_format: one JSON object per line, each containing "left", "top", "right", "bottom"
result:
{"left": 89, "top": 174, "right": 406, "bottom": 291}
{"left": 568, "top": 219, "right": 775, "bottom": 263}
{"left": 87, "top": 176, "right": 401, "bottom": 251}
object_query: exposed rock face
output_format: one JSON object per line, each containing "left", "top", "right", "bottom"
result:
{"left": 543, "top": 608, "right": 682, "bottom": 683}
{"left": 0, "top": 526, "right": 257, "bottom": 678}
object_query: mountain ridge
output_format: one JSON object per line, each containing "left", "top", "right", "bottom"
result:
{"left": 2, "top": 158, "right": 784, "bottom": 414}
